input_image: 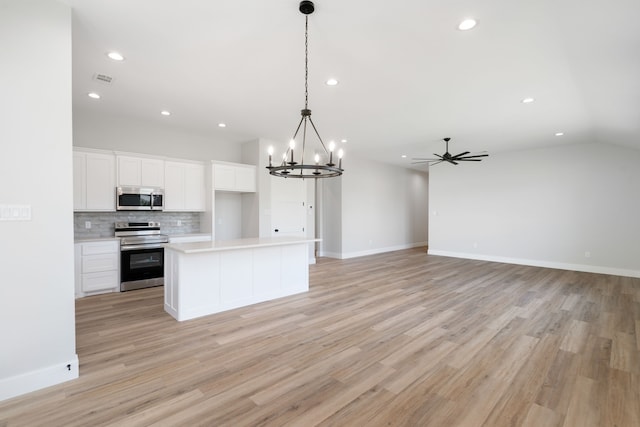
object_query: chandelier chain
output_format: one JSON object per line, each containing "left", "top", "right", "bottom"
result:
{"left": 304, "top": 15, "right": 309, "bottom": 110}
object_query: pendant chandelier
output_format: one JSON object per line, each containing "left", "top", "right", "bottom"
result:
{"left": 266, "top": 1, "right": 344, "bottom": 179}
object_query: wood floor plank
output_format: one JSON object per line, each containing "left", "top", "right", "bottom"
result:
{"left": 1, "top": 248, "right": 640, "bottom": 426}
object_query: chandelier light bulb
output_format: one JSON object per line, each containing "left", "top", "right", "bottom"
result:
{"left": 314, "top": 154, "right": 320, "bottom": 164}
{"left": 289, "top": 139, "right": 296, "bottom": 150}
{"left": 267, "top": 146, "right": 274, "bottom": 167}
{"left": 329, "top": 141, "right": 336, "bottom": 152}
{"left": 338, "top": 149, "right": 344, "bottom": 159}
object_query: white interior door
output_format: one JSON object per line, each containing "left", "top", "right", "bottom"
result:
{"left": 271, "top": 177, "right": 305, "bottom": 237}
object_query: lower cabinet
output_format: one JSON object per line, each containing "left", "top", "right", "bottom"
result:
{"left": 75, "top": 240, "right": 120, "bottom": 297}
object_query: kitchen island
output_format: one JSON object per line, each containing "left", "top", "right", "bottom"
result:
{"left": 164, "top": 237, "right": 319, "bottom": 321}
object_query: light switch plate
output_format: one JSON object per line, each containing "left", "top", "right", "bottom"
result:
{"left": 0, "top": 204, "right": 31, "bottom": 221}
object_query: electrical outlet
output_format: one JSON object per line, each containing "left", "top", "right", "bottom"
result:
{"left": 85, "top": 221, "right": 91, "bottom": 229}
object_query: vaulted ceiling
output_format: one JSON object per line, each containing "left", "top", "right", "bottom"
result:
{"left": 69, "top": 0, "right": 640, "bottom": 168}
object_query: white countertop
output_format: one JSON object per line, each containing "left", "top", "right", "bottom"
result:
{"left": 165, "top": 236, "right": 320, "bottom": 254}
{"left": 168, "top": 233, "right": 211, "bottom": 239}
{"left": 74, "top": 237, "right": 120, "bottom": 243}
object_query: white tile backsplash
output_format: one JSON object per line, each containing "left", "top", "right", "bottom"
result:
{"left": 74, "top": 211, "right": 201, "bottom": 238}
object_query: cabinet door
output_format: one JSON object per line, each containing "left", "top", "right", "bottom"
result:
{"left": 85, "top": 153, "right": 115, "bottom": 210}
{"left": 164, "top": 161, "right": 185, "bottom": 210}
{"left": 140, "top": 158, "right": 164, "bottom": 187}
{"left": 213, "top": 164, "right": 236, "bottom": 190}
{"left": 184, "top": 163, "right": 205, "bottom": 211}
{"left": 73, "top": 152, "right": 86, "bottom": 210}
{"left": 235, "top": 166, "right": 256, "bottom": 192}
{"left": 117, "top": 156, "right": 141, "bottom": 186}
{"left": 117, "top": 156, "right": 164, "bottom": 187}
{"left": 82, "top": 271, "right": 119, "bottom": 293}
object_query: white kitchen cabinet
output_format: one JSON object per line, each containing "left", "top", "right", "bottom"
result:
{"left": 212, "top": 161, "right": 256, "bottom": 192}
{"left": 75, "top": 240, "right": 120, "bottom": 297}
{"left": 164, "top": 161, "right": 205, "bottom": 211}
{"left": 73, "top": 150, "right": 116, "bottom": 211}
{"left": 117, "top": 155, "right": 165, "bottom": 187}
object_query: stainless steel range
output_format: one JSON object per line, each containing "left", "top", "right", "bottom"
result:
{"left": 115, "top": 221, "right": 169, "bottom": 291}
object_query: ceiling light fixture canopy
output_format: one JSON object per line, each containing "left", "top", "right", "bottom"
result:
{"left": 267, "top": 1, "right": 343, "bottom": 179}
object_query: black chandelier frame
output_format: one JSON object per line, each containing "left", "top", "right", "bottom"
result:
{"left": 266, "top": 1, "right": 343, "bottom": 179}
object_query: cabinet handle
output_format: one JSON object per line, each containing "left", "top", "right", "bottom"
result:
{"left": 274, "top": 229, "right": 279, "bottom": 233}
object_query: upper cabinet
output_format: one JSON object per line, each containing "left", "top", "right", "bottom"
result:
{"left": 164, "top": 160, "right": 205, "bottom": 211}
{"left": 73, "top": 149, "right": 116, "bottom": 211}
{"left": 212, "top": 161, "right": 256, "bottom": 193}
{"left": 117, "top": 155, "right": 164, "bottom": 187}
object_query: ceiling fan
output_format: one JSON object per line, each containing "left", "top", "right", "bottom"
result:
{"left": 412, "top": 137, "right": 489, "bottom": 166}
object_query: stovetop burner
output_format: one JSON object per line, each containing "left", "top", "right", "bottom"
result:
{"left": 115, "top": 221, "right": 169, "bottom": 245}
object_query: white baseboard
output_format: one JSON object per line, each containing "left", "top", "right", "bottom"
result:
{"left": 0, "top": 355, "right": 79, "bottom": 402}
{"left": 320, "top": 241, "right": 428, "bottom": 260}
{"left": 427, "top": 249, "right": 640, "bottom": 278}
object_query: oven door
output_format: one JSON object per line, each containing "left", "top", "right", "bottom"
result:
{"left": 120, "top": 245, "right": 164, "bottom": 291}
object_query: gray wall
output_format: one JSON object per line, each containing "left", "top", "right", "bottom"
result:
{"left": 321, "top": 156, "right": 428, "bottom": 259}
{"left": 429, "top": 142, "right": 640, "bottom": 277}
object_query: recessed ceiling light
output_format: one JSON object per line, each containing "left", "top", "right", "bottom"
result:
{"left": 401, "top": 155, "right": 407, "bottom": 158}
{"left": 218, "top": 123, "right": 226, "bottom": 128}
{"left": 107, "top": 51, "right": 125, "bottom": 61}
{"left": 521, "top": 97, "right": 535, "bottom": 104}
{"left": 555, "top": 132, "right": 564, "bottom": 136}
{"left": 326, "top": 78, "right": 338, "bottom": 86}
{"left": 458, "top": 19, "right": 477, "bottom": 31}
{"left": 160, "top": 110, "right": 171, "bottom": 116}
{"left": 87, "top": 92, "right": 100, "bottom": 99}
{"left": 340, "top": 139, "right": 348, "bottom": 143}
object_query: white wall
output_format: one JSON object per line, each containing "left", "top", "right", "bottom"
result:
{"left": 74, "top": 110, "right": 242, "bottom": 162}
{"left": 320, "top": 157, "right": 429, "bottom": 259}
{"left": 319, "top": 177, "right": 343, "bottom": 257}
{"left": 429, "top": 142, "right": 640, "bottom": 277}
{"left": 214, "top": 192, "right": 242, "bottom": 240}
{"left": 0, "top": 0, "right": 78, "bottom": 401}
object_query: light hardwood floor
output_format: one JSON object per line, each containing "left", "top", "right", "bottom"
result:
{"left": 1, "top": 248, "right": 640, "bottom": 426}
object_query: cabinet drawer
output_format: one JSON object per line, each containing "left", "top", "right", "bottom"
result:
{"left": 82, "top": 253, "right": 118, "bottom": 273}
{"left": 81, "top": 241, "right": 118, "bottom": 256}
{"left": 82, "top": 270, "right": 119, "bottom": 293}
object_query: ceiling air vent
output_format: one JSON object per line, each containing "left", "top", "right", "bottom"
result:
{"left": 93, "top": 73, "right": 114, "bottom": 84}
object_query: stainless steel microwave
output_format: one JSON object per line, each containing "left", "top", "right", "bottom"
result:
{"left": 116, "top": 186, "right": 164, "bottom": 211}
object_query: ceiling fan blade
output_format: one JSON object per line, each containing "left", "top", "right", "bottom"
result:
{"left": 452, "top": 151, "right": 470, "bottom": 158}
{"left": 458, "top": 154, "right": 489, "bottom": 159}
{"left": 457, "top": 158, "right": 483, "bottom": 161}
{"left": 448, "top": 159, "right": 459, "bottom": 165}
{"left": 429, "top": 160, "right": 445, "bottom": 166}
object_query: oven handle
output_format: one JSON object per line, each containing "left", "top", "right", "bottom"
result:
{"left": 121, "top": 244, "right": 166, "bottom": 251}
